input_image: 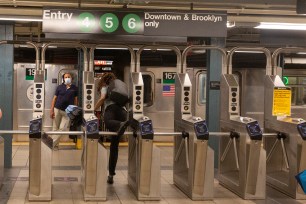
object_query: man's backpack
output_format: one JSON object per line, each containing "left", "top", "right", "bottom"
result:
{"left": 108, "top": 79, "right": 129, "bottom": 106}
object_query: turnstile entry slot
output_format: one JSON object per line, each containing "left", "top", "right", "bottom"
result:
{"left": 246, "top": 121, "right": 262, "bottom": 140}
{"left": 194, "top": 120, "right": 209, "bottom": 140}
{"left": 29, "top": 118, "right": 43, "bottom": 139}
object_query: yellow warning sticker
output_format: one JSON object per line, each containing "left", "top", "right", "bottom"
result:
{"left": 272, "top": 87, "right": 291, "bottom": 116}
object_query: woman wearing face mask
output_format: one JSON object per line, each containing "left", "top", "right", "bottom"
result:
{"left": 50, "top": 73, "right": 78, "bottom": 148}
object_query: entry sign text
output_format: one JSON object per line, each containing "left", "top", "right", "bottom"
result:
{"left": 43, "top": 9, "right": 227, "bottom": 37}
{"left": 272, "top": 87, "right": 291, "bottom": 116}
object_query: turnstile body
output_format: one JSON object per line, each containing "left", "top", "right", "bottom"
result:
{"left": 128, "top": 72, "right": 161, "bottom": 200}
{"left": 219, "top": 74, "right": 266, "bottom": 199}
{"left": 0, "top": 136, "right": 4, "bottom": 186}
{"left": 128, "top": 117, "right": 160, "bottom": 200}
{"left": 173, "top": 73, "right": 214, "bottom": 200}
{"left": 264, "top": 75, "right": 306, "bottom": 199}
{"left": 82, "top": 117, "right": 108, "bottom": 201}
{"left": 174, "top": 118, "right": 214, "bottom": 200}
{"left": 28, "top": 118, "right": 52, "bottom": 201}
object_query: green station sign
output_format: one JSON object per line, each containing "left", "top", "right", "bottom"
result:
{"left": 43, "top": 9, "right": 227, "bottom": 37}
{"left": 26, "top": 68, "right": 47, "bottom": 80}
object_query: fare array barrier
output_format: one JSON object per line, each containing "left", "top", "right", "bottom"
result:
{"left": 0, "top": 129, "right": 276, "bottom": 200}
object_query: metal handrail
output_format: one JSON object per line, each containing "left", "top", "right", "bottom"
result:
{"left": 136, "top": 45, "right": 181, "bottom": 73}
{"left": 0, "top": 40, "right": 40, "bottom": 71}
{"left": 41, "top": 42, "right": 88, "bottom": 71}
{"left": 182, "top": 45, "right": 227, "bottom": 74}
{"left": 88, "top": 44, "right": 135, "bottom": 73}
{"left": 227, "top": 47, "right": 272, "bottom": 75}
{"left": 272, "top": 47, "right": 306, "bottom": 76}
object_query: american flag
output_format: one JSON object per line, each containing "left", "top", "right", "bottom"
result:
{"left": 162, "top": 84, "right": 175, "bottom": 96}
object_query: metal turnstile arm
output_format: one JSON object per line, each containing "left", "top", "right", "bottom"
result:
{"left": 233, "top": 137, "right": 239, "bottom": 170}
{"left": 280, "top": 138, "right": 290, "bottom": 169}
{"left": 174, "top": 137, "right": 189, "bottom": 169}
{"left": 266, "top": 137, "right": 289, "bottom": 169}
{"left": 220, "top": 137, "right": 239, "bottom": 170}
{"left": 184, "top": 137, "right": 189, "bottom": 169}
{"left": 266, "top": 139, "right": 278, "bottom": 162}
{"left": 221, "top": 139, "right": 232, "bottom": 162}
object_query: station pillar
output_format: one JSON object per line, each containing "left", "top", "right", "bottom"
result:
{"left": 0, "top": 24, "right": 14, "bottom": 168}
{"left": 207, "top": 37, "right": 226, "bottom": 167}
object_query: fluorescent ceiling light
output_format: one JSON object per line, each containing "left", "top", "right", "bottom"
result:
{"left": 255, "top": 22, "right": 306, "bottom": 30}
{"left": 226, "top": 50, "right": 264, "bottom": 53}
{"left": 235, "top": 50, "right": 264, "bottom": 53}
{"left": 96, "top": 47, "right": 128, "bottom": 50}
{"left": 0, "top": 16, "right": 42, "bottom": 22}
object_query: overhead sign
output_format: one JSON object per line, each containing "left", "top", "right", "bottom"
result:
{"left": 144, "top": 12, "right": 226, "bottom": 37}
{"left": 43, "top": 9, "right": 227, "bottom": 37}
{"left": 272, "top": 87, "right": 291, "bottom": 116}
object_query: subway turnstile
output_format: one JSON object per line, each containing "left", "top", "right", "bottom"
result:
{"left": 28, "top": 69, "right": 53, "bottom": 201}
{"left": 264, "top": 74, "right": 306, "bottom": 199}
{"left": 0, "top": 136, "right": 4, "bottom": 187}
{"left": 128, "top": 72, "right": 161, "bottom": 200}
{"left": 173, "top": 73, "right": 214, "bottom": 200}
{"left": 81, "top": 64, "right": 108, "bottom": 201}
{"left": 219, "top": 74, "right": 266, "bottom": 199}
{"left": 81, "top": 116, "right": 107, "bottom": 201}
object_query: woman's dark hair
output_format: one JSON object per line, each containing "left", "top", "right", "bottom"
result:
{"left": 97, "top": 72, "right": 116, "bottom": 91}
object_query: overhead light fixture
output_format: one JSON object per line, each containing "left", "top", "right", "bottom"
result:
{"left": 227, "top": 50, "right": 264, "bottom": 54}
{"left": 227, "top": 21, "right": 235, "bottom": 28}
{"left": 96, "top": 47, "right": 128, "bottom": 50}
{"left": 0, "top": 15, "right": 42, "bottom": 22}
{"left": 255, "top": 22, "right": 306, "bottom": 30}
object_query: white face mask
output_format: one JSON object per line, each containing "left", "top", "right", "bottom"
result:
{"left": 64, "top": 77, "right": 72, "bottom": 85}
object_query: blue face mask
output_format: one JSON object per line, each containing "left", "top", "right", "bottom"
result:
{"left": 64, "top": 77, "right": 71, "bottom": 85}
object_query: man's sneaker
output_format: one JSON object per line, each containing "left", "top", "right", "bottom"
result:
{"left": 117, "top": 121, "right": 129, "bottom": 136}
{"left": 107, "top": 175, "right": 114, "bottom": 184}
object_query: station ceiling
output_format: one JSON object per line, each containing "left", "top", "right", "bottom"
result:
{"left": 0, "top": 0, "right": 305, "bottom": 47}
